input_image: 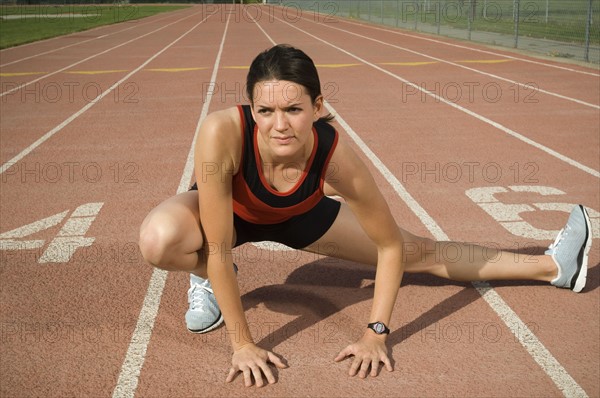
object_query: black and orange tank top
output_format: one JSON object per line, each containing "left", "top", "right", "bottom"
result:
{"left": 232, "top": 105, "right": 339, "bottom": 224}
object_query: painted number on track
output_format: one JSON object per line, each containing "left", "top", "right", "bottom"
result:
{"left": 0, "top": 202, "right": 103, "bottom": 263}
{"left": 466, "top": 186, "right": 599, "bottom": 240}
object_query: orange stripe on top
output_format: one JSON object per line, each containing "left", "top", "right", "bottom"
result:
{"left": 232, "top": 179, "right": 324, "bottom": 224}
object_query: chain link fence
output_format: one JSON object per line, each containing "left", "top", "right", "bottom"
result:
{"left": 272, "top": 0, "right": 599, "bottom": 63}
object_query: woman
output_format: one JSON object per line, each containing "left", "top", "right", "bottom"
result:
{"left": 139, "top": 44, "right": 592, "bottom": 388}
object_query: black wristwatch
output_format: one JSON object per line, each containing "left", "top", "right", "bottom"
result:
{"left": 367, "top": 322, "right": 390, "bottom": 335}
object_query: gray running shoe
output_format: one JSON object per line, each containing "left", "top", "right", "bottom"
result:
{"left": 545, "top": 205, "right": 592, "bottom": 293}
{"left": 185, "top": 264, "right": 238, "bottom": 333}
{"left": 185, "top": 275, "right": 223, "bottom": 333}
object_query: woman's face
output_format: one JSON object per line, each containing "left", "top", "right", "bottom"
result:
{"left": 251, "top": 80, "right": 323, "bottom": 160}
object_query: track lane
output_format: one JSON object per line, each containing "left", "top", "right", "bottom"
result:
{"left": 291, "top": 12, "right": 600, "bottom": 109}
{"left": 329, "top": 12, "right": 600, "bottom": 78}
{"left": 0, "top": 7, "right": 221, "bottom": 397}
{"left": 0, "top": 10, "right": 213, "bottom": 168}
{"left": 0, "top": 10, "right": 209, "bottom": 163}
{"left": 270, "top": 11, "right": 599, "bottom": 176}
{"left": 0, "top": 6, "right": 191, "bottom": 68}
{"left": 1, "top": 73, "right": 138, "bottom": 165}
{"left": 0, "top": 5, "right": 192, "bottom": 65}
{"left": 0, "top": 9, "right": 205, "bottom": 98}
{"left": 112, "top": 12, "right": 232, "bottom": 398}
{"left": 253, "top": 7, "right": 598, "bottom": 396}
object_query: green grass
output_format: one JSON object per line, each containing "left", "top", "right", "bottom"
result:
{"left": 0, "top": 5, "right": 190, "bottom": 49}
{"left": 289, "top": 0, "right": 600, "bottom": 45}
{"left": 405, "top": 1, "right": 599, "bottom": 45}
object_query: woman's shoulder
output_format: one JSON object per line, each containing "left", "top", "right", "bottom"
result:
{"left": 199, "top": 106, "right": 245, "bottom": 146}
{"left": 202, "top": 106, "right": 243, "bottom": 133}
{"left": 196, "top": 106, "right": 244, "bottom": 169}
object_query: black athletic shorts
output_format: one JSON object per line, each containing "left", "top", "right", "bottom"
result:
{"left": 189, "top": 183, "right": 341, "bottom": 249}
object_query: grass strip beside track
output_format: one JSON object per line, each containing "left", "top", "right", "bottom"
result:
{"left": 0, "top": 5, "right": 190, "bottom": 49}
{"left": 290, "top": 0, "right": 600, "bottom": 45}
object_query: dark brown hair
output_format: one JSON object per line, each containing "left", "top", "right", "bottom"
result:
{"left": 246, "top": 44, "right": 334, "bottom": 122}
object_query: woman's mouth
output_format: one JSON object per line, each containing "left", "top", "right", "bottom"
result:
{"left": 273, "top": 136, "right": 294, "bottom": 145}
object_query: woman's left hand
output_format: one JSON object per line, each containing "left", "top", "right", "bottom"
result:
{"left": 334, "top": 332, "right": 393, "bottom": 378}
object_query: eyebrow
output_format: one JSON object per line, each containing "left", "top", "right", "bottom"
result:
{"left": 256, "top": 103, "right": 303, "bottom": 110}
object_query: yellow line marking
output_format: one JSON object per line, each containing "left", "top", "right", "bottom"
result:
{"left": 8, "top": 58, "right": 508, "bottom": 78}
{"left": 457, "top": 59, "right": 514, "bottom": 64}
{"left": 0, "top": 72, "right": 47, "bottom": 77}
{"left": 380, "top": 61, "right": 438, "bottom": 66}
{"left": 145, "top": 67, "right": 208, "bottom": 72}
{"left": 66, "top": 70, "right": 128, "bottom": 75}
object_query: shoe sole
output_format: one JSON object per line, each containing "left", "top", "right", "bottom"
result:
{"left": 572, "top": 205, "right": 592, "bottom": 293}
{"left": 187, "top": 313, "right": 224, "bottom": 334}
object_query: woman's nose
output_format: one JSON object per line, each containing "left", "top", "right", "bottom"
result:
{"left": 274, "top": 111, "right": 289, "bottom": 132}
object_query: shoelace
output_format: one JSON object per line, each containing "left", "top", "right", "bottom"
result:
{"left": 545, "top": 226, "right": 569, "bottom": 255}
{"left": 188, "top": 281, "right": 214, "bottom": 311}
{"left": 187, "top": 266, "right": 236, "bottom": 311}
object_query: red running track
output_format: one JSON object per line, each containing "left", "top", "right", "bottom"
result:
{"left": 0, "top": 4, "right": 598, "bottom": 397}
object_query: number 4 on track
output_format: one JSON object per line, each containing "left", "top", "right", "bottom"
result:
{"left": 0, "top": 202, "right": 103, "bottom": 263}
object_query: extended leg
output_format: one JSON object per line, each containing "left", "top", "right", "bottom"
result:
{"left": 304, "top": 203, "right": 558, "bottom": 283}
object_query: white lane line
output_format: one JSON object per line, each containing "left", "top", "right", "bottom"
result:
{"left": 0, "top": 9, "right": 187, "bottom": 68}
{"left": 111, "top": 13, "right": 230, "bottom": 398}
{"left": 0, "top": 14, "right": 212, "bottom": 176}
{"left": 327, "top": 101, "right": 450, "bottom": 240}
{"left": 262, "top": 14, "right": 589, "bottom": 398}
{"left": 273, "top": 15, "right": 600, "bottom": 179}
{"left": 298, "top": 14, "right": 599, "bottom": 110}
{"left": 0, "top": 9, "right": 202, "bottom": 97}
{"left": 316, "top": 7, "right": 600, "bottom": 78}
{"left": 472, "top": 282, "right": 589, "bottom": 398}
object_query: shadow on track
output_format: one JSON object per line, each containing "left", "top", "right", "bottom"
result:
{"left": 239, "top": 244, "right": 598, "bottom": 354}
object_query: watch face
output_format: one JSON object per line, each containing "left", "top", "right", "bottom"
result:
{"left": 374, "top": 323, "right": 385, "bottom": 334}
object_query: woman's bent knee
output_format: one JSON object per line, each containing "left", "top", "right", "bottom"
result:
{"left": 139, "top": 209, "right": 206, "bottom": 273}
{"left": 138, "top": 191, "right": 205, "bottom": 271}
{"left": 138, "top": 212, "right": 198, "bottom": 271}
{"left": 139, "top": 220, "right": 174, "bottom": 268}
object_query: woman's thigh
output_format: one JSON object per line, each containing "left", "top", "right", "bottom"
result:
{"left": 303, "top": 202, "right": 431, "bottom": 271}
{"left": 303, "top": 203, "right": 379, "bottom": 266}
{"left": 141, "top": 190, "right": 238, "bottom": 251}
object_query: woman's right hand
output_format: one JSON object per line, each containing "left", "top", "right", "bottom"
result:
{"left": 226, "top": 343, "right": 288, "bottom": 387}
